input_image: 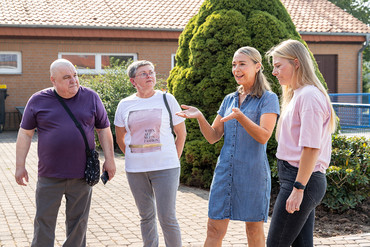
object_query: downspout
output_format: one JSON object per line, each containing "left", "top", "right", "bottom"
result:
{"left": 357, "top": 34, "right": 370, "bottom": 94}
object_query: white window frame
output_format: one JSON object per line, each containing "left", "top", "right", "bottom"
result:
{"left": 171, "top": 53, "right": 176, "bottom": 69}
{"left": 58, "top": 52, "right": 137, "bottom": 74}
{"left": 0, "top": 51, "right": 22, "bottom": 74}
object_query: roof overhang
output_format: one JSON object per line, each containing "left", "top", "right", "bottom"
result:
{"left": 1, "top": 26, "right": 368, "bottom": 43}
{"left": 300, "top": 32, "right": 368, "bottom": 43}
{"left": 0, "top": 25, "right": 182, "bottom": 41}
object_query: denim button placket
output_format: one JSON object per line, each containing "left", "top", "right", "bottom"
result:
{"left": 226, "top": 118, "right": 237, "bottom": 217}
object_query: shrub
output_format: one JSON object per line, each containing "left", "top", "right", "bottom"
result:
{"left": 323, "top": 135, "right": 369, "bottom": 212}
{"left": 167, "top": 0, "right": 325, "bottom": 188}
{"left": 80, "top": 60, "right": 136, "bottom": 149}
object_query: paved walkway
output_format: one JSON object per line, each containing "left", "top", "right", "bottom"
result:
{"left": 0, "top": 131, "right": 369, "bottom": 247}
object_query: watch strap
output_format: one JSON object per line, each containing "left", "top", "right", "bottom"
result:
{"left": 293, "top": 181, "right": 306, "bottom": 190}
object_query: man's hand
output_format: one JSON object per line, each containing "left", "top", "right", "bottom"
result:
{"left": 102, "top": 159, "right": 116, "bottom": 181}
{"left": 15, "top": 166, "right": 29, "bottom": 186}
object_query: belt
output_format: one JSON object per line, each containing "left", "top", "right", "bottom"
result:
{"left": 129, "top": 143, "right": 162, "bottom": 148}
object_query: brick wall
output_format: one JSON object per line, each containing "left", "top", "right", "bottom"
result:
{"left": 306, "top": 42, "right": 363, "bottom": 93}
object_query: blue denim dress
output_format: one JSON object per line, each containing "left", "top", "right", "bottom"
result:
{"left": 208, "top": 90, "right": 280, "bottom": 222}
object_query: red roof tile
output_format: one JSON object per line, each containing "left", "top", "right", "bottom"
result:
{"left": 0, "top": 0, "right": 368, "bottom": 34}
{"left": 0, "top": 0, "right": 204, "bottom": 30}
{"left": 281, "top": 0, "right": 369, "bottom": 34}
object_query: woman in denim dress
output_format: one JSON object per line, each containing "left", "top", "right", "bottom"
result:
{"left": 176, "top": 47, "right": 280, "bottom": 246}
{"left": 266, "top": 40, "right": 337, "bottom": 246}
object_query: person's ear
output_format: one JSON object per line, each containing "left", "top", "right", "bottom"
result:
{"left": 256, "top": 62, "right": 262, "bottom": 73}
{"left": 130, "top": 78, "right": 136, "bottom": 88}
{"left": 294, "top": 59, "right": 300, "bottom": 69}
{"left": 50, "top": 76, "right": 56, "bottom": 85}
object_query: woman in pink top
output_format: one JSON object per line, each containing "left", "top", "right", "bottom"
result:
{"left": 266, "top": 40, "right": 337, "bottom": 247}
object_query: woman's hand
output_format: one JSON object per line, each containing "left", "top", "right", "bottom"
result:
{"left": 286, "top": 188, "right": 304, "bottom": 214}
{"left": 286, "top": 147, "right": 320, "bottom": 214}
{"left": 176, "top": 105, "right": 203, "bottom": 119}
{"left": 177, "top": 105, "right": 223, "bottom": 144}
{"left": 220, "top": 108, "right": 243, "bottom": 122}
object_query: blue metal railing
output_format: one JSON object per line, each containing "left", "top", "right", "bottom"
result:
{"left": 332, "top": 103, "right": 370, "bottom": 129}
{"left": 329, "top": 93, "right": 370, "bottom": 104}
{"left": 329, "top": 93, "right": 370, "bottom": 133}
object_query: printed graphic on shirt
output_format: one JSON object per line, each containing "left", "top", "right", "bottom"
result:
{"left": 127, "top": 109, "right": 162, "bottom": 153}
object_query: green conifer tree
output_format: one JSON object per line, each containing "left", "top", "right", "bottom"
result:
{"left": 168, "top": 0, "right": 325, "bottom": 188}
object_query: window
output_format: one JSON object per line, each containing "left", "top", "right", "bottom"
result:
{"left": 0, "top": 52, "right": 22, "bottom": 74}
{"left": 58, "top": 53, "right": 137, "bottom": 74}
{"left": 171, "top": 53, "right": 177, "bottom": 69}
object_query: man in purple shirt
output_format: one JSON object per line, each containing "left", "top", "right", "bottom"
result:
{"left": 15, "top": 58, "right": 116, "bottom": 247}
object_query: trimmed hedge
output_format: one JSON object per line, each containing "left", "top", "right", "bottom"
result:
{"left": 268, "top": 134, "right": 369, "bottom": 212}
{"left": 322, "top": 135, "right": 369, "bottom": 212}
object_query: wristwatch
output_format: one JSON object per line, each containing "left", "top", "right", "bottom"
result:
{"left": 293, "top": 181, "right": 306, "bottom": 190}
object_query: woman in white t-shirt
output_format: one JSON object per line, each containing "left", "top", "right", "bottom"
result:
{"left": 114, "top": 60, "right": 186, "bottom": 247}
{"left": 266, "top": 40, "right": 337, "bottom": 247}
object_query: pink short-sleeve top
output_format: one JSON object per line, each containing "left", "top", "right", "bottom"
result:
{"left": 276, "top": 85, "right": 332, "bottom": 173}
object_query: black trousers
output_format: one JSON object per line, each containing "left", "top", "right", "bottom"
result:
{"left": 267, "top": 159, "right": 327, "bottom": 247}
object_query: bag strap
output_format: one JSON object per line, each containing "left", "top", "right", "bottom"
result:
{"left": 53, "top": 90, "right": 90, "bottom": 151}
{"left": 163, "top": 92, "right": 175, "bottom": 137}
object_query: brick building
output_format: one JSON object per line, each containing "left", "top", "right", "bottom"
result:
{"left": 0, "top": 0, "right": 369, "bottom": 130}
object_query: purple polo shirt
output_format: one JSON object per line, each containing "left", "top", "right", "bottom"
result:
{"left": 21, "top": 86, "right": 109, "bottom": 178}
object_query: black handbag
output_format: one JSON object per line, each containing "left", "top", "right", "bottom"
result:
{"left": 54, "top": 90, "right": 100, "bottom": 186}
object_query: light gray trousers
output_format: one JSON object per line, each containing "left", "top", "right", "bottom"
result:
{"left": 126, "top": 167, "right": 182, "bottom": 247}
{"left": 31, "top": 177, "right": 92, "bottom": 247}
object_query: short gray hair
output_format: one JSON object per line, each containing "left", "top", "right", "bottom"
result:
{"left": 127, "top": 60, "right": 155, "bottom": 78}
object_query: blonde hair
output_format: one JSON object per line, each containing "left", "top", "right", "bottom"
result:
{"left": 234, "top": 46, "right": 271, "bottom": 97}
{"left": 266, "top": 39, "right": 337, "bottom": 133}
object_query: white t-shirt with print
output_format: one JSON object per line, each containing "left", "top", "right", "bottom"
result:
{"left": 114, "top": 90, "right": 185, "bottom": 172}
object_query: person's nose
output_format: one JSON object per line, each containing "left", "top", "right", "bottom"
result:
{"left": 70, "top": 76, "right": 77, "bottom": 83}
{"left": 272, "top": 68, "right": 278, "bottom": 76}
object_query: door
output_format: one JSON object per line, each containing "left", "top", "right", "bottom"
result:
{"left": 314, "top": 55, "right": 338, "bottom": 93}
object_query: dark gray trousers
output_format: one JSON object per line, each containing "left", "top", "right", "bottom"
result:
{"left": 267, "top": 159, "right": 327, "bottom": 247}
{"left": 31, "top": 177, "right": 92, "bottom": 247}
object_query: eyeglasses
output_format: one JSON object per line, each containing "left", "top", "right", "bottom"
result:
{"left": 135, "top": 71, "right": 156, "bottom": 79}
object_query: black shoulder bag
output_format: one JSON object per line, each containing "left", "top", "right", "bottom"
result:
{"left": 163, "top": 92, "right": 175, "bottom": 137}
{"left": 54, "top": 90, "right": 100, "bottom": 186}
